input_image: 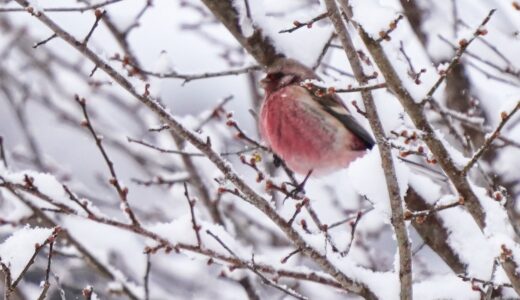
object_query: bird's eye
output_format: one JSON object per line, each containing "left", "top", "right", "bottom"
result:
{"left": 267, "top": 72, "right": 283, "bottom": 80}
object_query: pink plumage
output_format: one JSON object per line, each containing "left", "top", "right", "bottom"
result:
{"left": 259, "top": 60, "right": 373, "bottom": 175}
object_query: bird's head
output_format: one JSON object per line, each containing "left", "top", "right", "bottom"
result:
{"left": 260, "top": 59, "right": 316, "bottom": 94}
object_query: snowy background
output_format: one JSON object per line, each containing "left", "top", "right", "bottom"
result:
{"left": 0, "top": 0, "right": 519, "bottom": 299}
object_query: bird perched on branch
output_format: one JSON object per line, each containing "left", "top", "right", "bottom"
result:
{"left": 259, "top": 59, "right": 374, "bottom": 175}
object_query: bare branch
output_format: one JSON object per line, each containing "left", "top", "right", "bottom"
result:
{"left": 184, "top": 183, "right": 202, "bottom": 248}
{"left": 0, "top": 136, "right": 7, "bottom": 168}
{"left": 75, "top": 95, "right": 141, "bottom": 227}
{"left": 113, "top": 56, "right": 260, "bottom": 83}
{"left": 144, "top": 253, "right": 151, "bottom": 300}
{"left": 423, "top": 9, "right": 496, "bottom": 103}
{"left": 463, "top": 101, "right": 520, "bottom": 174}
{"left": 82, "top": 10, "right": 105, "bottom": 45}
{"left": 376, "top": 15, "right": 404, "bottom": 42}
{"left": 0, "top": 0, "right": 124, "bottom": 13}
{"left": 206, "top": 230, "right": 308, "bottom": 300}
{"left": 32, "top": 33, "right": 57, "bottom": 48}
{"left": 279, "top": 12, "right": 328, "bottom": 34}
{"left": 36, "top": 239, "right": 55, "bottom": 300}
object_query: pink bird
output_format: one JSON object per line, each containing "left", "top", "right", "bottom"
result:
{"left": 259, "top": 60, "right": 374, "bottom": 175}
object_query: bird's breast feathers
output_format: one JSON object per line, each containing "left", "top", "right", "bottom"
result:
{"left": 260, "top": 85, "right": 367, "bottom": 174}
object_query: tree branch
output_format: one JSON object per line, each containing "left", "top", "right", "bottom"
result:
{"left": 325, "top": 1, "right": 412, "bottom": 299}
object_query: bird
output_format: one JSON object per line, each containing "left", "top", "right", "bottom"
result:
{"left": 259, "top": 59, "right": 374, "bottom": 175}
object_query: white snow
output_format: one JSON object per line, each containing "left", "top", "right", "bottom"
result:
{"left": 0, "top": 226, "right": 53, "bottom": 280}
{"left": 346, "top": 146, "right": 410, "bottom": 218}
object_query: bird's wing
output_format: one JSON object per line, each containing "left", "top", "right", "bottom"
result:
{"left": 321, "top": 104, "right": 375, "bottom": 148}
{"left": 309, "top": 90, "right": 375, "bottom": 148}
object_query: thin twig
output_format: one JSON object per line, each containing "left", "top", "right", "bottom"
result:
{"left": 75, "top": 95, "right": 141, "bottom": 227}
{"left": 399, "top": 41, "right": 426, "bottom": 84}
{"left": 279, "top": 12, "right": 328, "bottom": 34}
{"left": 112, "top": 57, "right": 260, "bottom": 83}
{"left": 404, "top": 197, "right": 464, "bottom": 221}
{"left": 423, "top": 9, "right": 496, "bottom": 104}
{"left": 333, "top": 82, "right": 387, "bottom": 93}
{"left": 36, "top": 239, "right": 55, "bottom": 300}
{"left": 33, "top": 33, "right": 57, "bottom": 48}
{"left": 194, "top": 95, "right": 234, "bottom": 132}
{"left": 313, "top": 33, "right": 335, "bottom": 70}
{"left": 82, "top": 10, "right": 105, "bottom": 45}
{"left": 127, "top": 137, "right": 205, "bottom": 156}
{"left": 0, "top": 0, "right": 123, "bottom": 13}
{"left": 206, "top": 230, "right": 308, "bottom": 300}
{"left": 0, "top": 136, "right": 8, "bottom": 168}
{"left": 280, "top": 249, "right": 301, "bottom": 264}
{"left": 340, "top": 211, "right": 363, "bottom": 257}
{"left": 376, "top": 15, "right": 404, "bottom": 42}
{"left": 458, "top": 274, "right": 513, "bottom": 289}
{"left": 463, "top": 101, "right": 520, "bottom": 174}
{"left": 184, "top": 183, "right": 202, "bottom": 248}
{"left": 328, "top": 208, "right": 373, "bottom": 230}
{"left": 304, "top": 201, "right": 339, "bottom": 253}
{"left": 62, "top": 184, "right": 95, "bottom": 217}
{"left": 128, "top": 136, "right": 260, "bottom": 157}
{"left": 437, "top": 35, "right": 520, "bottom": 84}
{"left": 10, "top": 228, "right": 58, "bottom": 290}
{"left": 131, "top": 176, "right": 189, "bottom": 187}
{"left": 243, "top": 0, "right": 251, "bottom": 19}
{"left": 144, "top": 253, "right": 151, "bottom": 300}
{"left": 122, "top": 0, "right": 153, "bottom": 36}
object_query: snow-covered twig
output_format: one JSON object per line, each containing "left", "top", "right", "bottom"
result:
{"left": 2, "top": 227, "right": 60, "bottom": 299}
{"left": 351, "top": 5, "right": 520, "bottom": 294}
{"left": 326, "top": 1, "right": 413, "bottom": 299}
{"left": 1, "top": 187, "right": 140, "bottom": 300}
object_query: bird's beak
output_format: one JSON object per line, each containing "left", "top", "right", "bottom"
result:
{"left": 259, "top": 76, "right": 270, "bottom": 89}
